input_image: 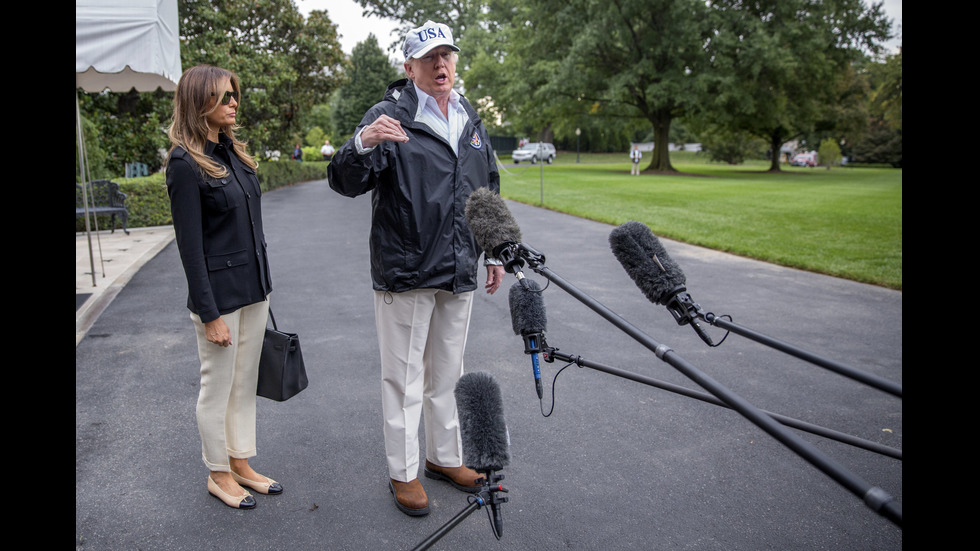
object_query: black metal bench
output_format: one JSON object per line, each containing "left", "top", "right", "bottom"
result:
{"left": 76, "top": 179, "right": 130, "bottom": 235}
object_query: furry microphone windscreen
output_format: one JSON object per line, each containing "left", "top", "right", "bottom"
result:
{"left": 464, "top": 187, "right": 523, "bottom": 254}
{"left": 609, "top": 221, "right": 686, "bottom": 305}
{"left": 508, "top": 279, "right": 547, "bottom": 336}
{"left": 455, "top": 371, "right": 511, "bottom": 473}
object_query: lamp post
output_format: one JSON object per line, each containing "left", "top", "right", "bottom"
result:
{"left": 576, "top": 128, "right": 581, "bottom": 163}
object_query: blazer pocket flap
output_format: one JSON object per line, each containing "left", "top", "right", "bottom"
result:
{"left": 206, "top": 249, "right": 249, "bottom": 271}
{"left": 206, "top": 176, "right": 232, "bottom": 188}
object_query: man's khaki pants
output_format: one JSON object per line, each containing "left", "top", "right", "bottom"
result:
{"left": 375, "top": 289, "right": 473, "bottom": 482}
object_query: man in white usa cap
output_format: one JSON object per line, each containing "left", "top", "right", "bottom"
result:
{"left": 327, "top": 20, "right": 506, "bottom": 517}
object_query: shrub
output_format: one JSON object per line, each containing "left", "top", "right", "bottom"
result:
{"left": 818, "top": 139, "right": 842, "bottom": 169}
{"left": 700, "top": 129, "right": 767, "bottom": 165}
{"left": 848, "top": 125, "right": 902, "bottom": 167}
{"left": 255, "top": 159, "right": 328, "bottom": 192}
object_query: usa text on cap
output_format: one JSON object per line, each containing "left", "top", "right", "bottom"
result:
{"left": 403, "top": 20, "right": 460, "bottom": 60}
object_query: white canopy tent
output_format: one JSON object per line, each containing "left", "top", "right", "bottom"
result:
{"left": 76, "top": 0, "right": 181, "bottom": 285}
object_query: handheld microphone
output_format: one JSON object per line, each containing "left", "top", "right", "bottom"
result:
{"left": 455, "top": 371, "right": 511, "bottom": 474}
{"left": 465, "top": 188, "right": 528, "bottom": 284}
{"left": 609, "top": 221, "right": 713, "bottom": 344}
{"left": 508, "top": 280, "right": 547, "bottom": 400}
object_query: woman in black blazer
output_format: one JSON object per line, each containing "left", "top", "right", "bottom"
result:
{"left": 165, "top": 65, "right": 279, "bottom": 509}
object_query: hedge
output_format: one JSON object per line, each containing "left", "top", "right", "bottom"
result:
{"left": 76, "top": 160, "right": 330, "bottom": 233}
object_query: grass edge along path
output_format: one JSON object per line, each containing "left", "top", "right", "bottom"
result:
{"left": 497, "top": 155, "right": 902, "bottom": 290}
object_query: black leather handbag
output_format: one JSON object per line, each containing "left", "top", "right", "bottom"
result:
{"left": 257, "top": 308, "right": 308, "bottom": 401}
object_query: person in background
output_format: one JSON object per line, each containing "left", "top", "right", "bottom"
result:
{"left": 630, "top": 144, "right": 642, "bottom": 175}
{"left": 327, "top": 20, "right": 506, "bottom": 517}
{"left": 165, "top": 64, "right": 280, "bottom": 510}
{"left": 292, "top": 143, "right": 303, "bottom": 161}
{"left": 321, "top": 139, "right": 335, "bottom": 161}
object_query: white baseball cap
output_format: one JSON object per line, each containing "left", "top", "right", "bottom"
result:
{"left": 402, "top": 20, "right": 460, "bottom": 60}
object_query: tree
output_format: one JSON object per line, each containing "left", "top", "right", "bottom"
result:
{"left": 847, "top": 49, "right": 900, "bottom": 166}
{"left": 468, "top": 0, "right": 715, "bottom": 172}
{"left": 868, "top": 49, "right": 902, "bottom": 130}
{"left": 76, "top": 113, "right": 111, "bottom": 182}
{"left": 577, "top": 0, "right": 713, "bottom": 172}
{"left": 305, "top": 126, "right": 326, "bottom": 148}
{"left": 790, "top": 61, "right": 873, "bottom": 160}
{"left": 818, "top": 138, "right": 842, "bottom": 168}
{"left": 178, "top": 0, "right": 347, "bottom": 155}
{"left": 329, "top": 34, "right": 401, "bottom": 142}
{"left": 847, "top": 122, "right": 901, "bottom": 166}
{"left": 76, "top": 88, "right": 173, "bottom": 174}
{"left": 300, "top": 103, "right": 335, "bottom": 141}
{"left": 702, "top": 0, "right": 891, "bottom": 172}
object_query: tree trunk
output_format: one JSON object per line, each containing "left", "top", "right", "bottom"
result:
{"left": 768, "top": 131, "right": 784, "bottom": 172}
{"left": 645, "top": 108, "right": 676, "bottom": 172}
{"left": 539, "top": 124, "right": 554, "bottom": 145}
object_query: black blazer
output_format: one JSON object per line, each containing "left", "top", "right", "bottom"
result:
{"left": 166, "top": 134, "right": 272, "bottom": 323}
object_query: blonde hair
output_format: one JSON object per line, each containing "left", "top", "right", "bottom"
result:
{"left": 166, "top": 65, "right": 257, "bottom": 178}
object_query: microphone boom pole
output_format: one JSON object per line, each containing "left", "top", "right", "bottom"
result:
{"left": 609, "top": 221, "right": 901, "bottom": 399}
{"left": 701, "top": 312, "right": 902, "bottom": 398}
{"left": 412, "top": 498, "right": 484, "bottom": 551}
{"left": 542, "top": 348, "right": 901, "bottom": 460}
{"left": 514, "top": 249, "right": 902, "bottom": 527}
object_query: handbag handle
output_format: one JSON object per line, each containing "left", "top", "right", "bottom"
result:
{"left": 268, "top": 307, "right": 278, "bottom": 331}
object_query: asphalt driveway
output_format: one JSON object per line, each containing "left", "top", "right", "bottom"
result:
{"left": 76, "top": 178, "right": 902, "bottom": 550}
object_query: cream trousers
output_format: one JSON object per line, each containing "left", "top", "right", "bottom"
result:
{"left": 190, "top": 298, "right": 269, "bottom": 471}
{"left": 375, "top": 289, "right": 474, "bottom": 482}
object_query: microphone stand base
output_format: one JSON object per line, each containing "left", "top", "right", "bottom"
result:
{"left": 411, "top": 472, "right": 509, "bottom": 551}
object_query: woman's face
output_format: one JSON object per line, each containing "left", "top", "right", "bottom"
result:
{"left": 205, "top": 77, "right": 238, "bottom": 138}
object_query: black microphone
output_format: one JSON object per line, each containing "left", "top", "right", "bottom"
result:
{"left": 455, "top": 371, "right": 510, "bottom": 537}
{"left": 508, "top": 280, "right": 547, "bottom": 400}
{"left": 464, "top": 188, "right": 528, "bottom": 284}
{"left": 456, "top": 371, "right": 511, "bottom": 474}
{"left": 609, "top": 220, "right": 686, "bottom": 305}
{"left": 609, "top": 221, "right": 713, "bottom": 344}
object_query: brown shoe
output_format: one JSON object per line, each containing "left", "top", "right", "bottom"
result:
{"left": 388, "top": 478, "right": 429, "bottom": 516}
{"left": 423, "top": 460, "right": 484, "bottom": 493}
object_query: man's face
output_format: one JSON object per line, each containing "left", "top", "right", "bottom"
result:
{"left": 405, "top": 45, "right": 457, "bottom": 98}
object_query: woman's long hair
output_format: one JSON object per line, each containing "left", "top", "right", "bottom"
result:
{"left": 166, "top": 65, "right": 257, "bottom": 178}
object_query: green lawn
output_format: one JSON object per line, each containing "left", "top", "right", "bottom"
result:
{"left": 497, "top": 152, "right": 902, "bottom": 290}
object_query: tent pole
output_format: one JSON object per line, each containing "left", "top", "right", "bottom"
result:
{"left": 76, "top": 84, "right": 97, "bottom": 287}
{"left": 81, "top": 103, "right": 107, "bottom": 279}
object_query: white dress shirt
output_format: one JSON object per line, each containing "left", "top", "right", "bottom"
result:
{"left": 356, "top": 81, "right": 469, "bottom": 155}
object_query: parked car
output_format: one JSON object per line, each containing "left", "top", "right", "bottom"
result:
{"left": 512, "top": 142, "right": 556, "bottom": 164}
{"left": 790, "top": 153, "right": 817, "bottom": 167}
